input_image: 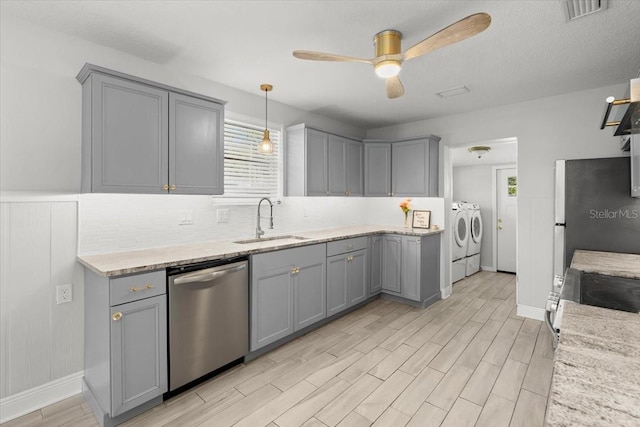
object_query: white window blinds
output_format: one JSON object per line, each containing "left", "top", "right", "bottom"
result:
{"left": 223, "top": 120, "right": 281, "bottom": 198}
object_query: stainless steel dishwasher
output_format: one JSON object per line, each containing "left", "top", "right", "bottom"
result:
{"left": 167, "top": 258, "right": 248, "bottom": 392}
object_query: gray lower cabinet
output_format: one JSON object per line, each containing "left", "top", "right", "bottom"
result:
{"left": 381, "top": 235, "right": 402, "bottom": 293}
{"left": 83, "top": 269, "right": 168, "bottom": 426}
{"left": 364, "top": 136, "right": 440, "bottom": 197}
{"left": 78, "top": 64, "right": 225, "bottom": 195}
{"left": 369, "top": 235, "right": 383, "bottom": 295}
{"left": 381, "top": 233, "right": 441, "bottom": 307}
{"left": 327, "top": 247, "right": 367, "bottom": 317}
{"left": 286, "top": 124, "right": 362, "bottom": 197}
{"left": 251, "top": 244, "right": 327, "bottom": 351}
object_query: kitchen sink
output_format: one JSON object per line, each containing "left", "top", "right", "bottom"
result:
{"left": 233, "top": 235, "right": 309, "bottom": 245}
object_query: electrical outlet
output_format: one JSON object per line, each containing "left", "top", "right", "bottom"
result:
{"left": 56, "top": 284, "right": 73, "bottom": 304}
{"left": 217, "top": 209, "right": 230, "bottom": 223}
{"left": 179, "top": 210, "right": 194, "bottom": 225}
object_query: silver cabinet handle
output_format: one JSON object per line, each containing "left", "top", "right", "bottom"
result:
{"left": 173, "top": 263, "right": 246, "bottom": 285}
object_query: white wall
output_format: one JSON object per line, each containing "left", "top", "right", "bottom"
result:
{"left": 368, "top": 83, "right": 628, "bottom": 316}
{"left": 0, "top": 15, "right": 366, "bottom": 193}
{"left": 453, "top": 164, "right": 497, "bottom": 269}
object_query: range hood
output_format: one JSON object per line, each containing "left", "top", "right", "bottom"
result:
{"left": 601, "top": 78, "right": 640, "bottom": 136}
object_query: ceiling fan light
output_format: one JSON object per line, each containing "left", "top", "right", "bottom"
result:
{"left": 258, "top": 130, "right": 274, "bottom": 154}
{"left": 375, "top": 60, "right": 401, "bottom": 78}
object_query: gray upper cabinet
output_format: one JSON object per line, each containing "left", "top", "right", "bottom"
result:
{"left": 365, "top": 136, "right": 440, "bottom": 197}
{"left": 169, "top": 93, "right": 224, "bottom": 195}
{"left": 364, "top": 143, "right": 392, "bottom": 197}
{"left": 251, "top": 243, "right": 326, "bottom": 351}
{"left": 78, "top": 64, "right": 225, "bottom": 195}
{"left": 286, "top": 124, "right": 362, "bottom": 197}
{"left": 87, "top": 74, "right": 169, "bottom": 194}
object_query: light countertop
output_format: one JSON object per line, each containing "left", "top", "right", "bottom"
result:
{"left": 546, "top": 301, "right": 640, "bottom": 426}
{"left": 78, "top": 225, "right": 443, "bottom": 277}
{"left": 546, "top": 250, "right": 640, "bottom": 426}
{"left": 570, "top": 250, "right": 640, "bottom": 279}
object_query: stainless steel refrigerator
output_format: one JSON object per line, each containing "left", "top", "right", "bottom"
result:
{"left": 554, "top": 157, "right": 640, "bottom": 276}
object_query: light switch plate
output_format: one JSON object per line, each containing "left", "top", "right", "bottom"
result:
{"left": 217, "top": 209, "right": 230, "bottom": 223}
{"left": 179, "top": 210, "right": 194, "bottom": 225}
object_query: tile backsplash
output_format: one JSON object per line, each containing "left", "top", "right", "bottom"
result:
{"left": 78, "top": 194, "right": 444, "bottom": 255}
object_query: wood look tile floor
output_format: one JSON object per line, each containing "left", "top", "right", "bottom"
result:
{"left": 3, "top": 271, "right": 555, "bottom": 427}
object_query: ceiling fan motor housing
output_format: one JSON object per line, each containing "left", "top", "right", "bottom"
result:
{"left": 374, "top": 30, "right": 402, "bottom": 78}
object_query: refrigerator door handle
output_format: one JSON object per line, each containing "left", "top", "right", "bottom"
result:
{"left": 555, "top": 160, "right": 565, "bottom": 224}
{"left": 554, "top": 225, "right": 566, "bottom": 277}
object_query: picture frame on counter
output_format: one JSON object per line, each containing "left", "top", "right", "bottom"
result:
{"left": 412, "top": 210, "right": 431, "bottom": 229}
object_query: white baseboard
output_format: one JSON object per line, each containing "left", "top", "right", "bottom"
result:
{"left": 441, "top": 286, "right": 452, "bottom": 299}
{"left": 480, "top": 265, "right": 496, "bottom": 272}
{"left": 0, "top": 371, "right": 84, "bottom": 423}
{"left": 517, "top": 304, "right": 545, "bottom": 321}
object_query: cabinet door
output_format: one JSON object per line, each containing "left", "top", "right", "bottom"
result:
{"left": 169, "top": 93, "right": 224, "bottom": 195}
{"left": 306, "top": 129, "right": 329, "bottom": 196}
{"left": 401, "top": 236, "right": 422, "bottom": 301}
{"left": 364, "top": 143, "right": 392, "bottom": 196}
{"left": 328, "top": 135, "right": 347, "bottom": 196}
{"left": 251, "top": 263, "right": 294, "bottom": 350}
{"left": 91, "top": 74, "right": 169, "bottom": 193}
{"left": 369, "top": 236, "right": 383, "bottom": 295}
{"left": 326, "top": 255, "right": 348, "bottom": 317}
{"left": 347, "top": 249, "right": 367, "bottom": 306}
{"left": 392, "top": 139, "right": 430, "bottom": 197}
{"left": 346, "top": 140, "right": 364, "bottom": 196}
{"left": 632, "top": 135, "right": 639, "bottom": 197}
{"left": 110, "top": 295, "right": 167, "bottom": 417}
{"left": 382, "top": 235, "right": 402, "bottom": 293}
{"left": 294, "top": 259, "right": 327, "bottom": 330}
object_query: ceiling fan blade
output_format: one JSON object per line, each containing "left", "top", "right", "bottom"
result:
{"left": 403, "top": 12, "right": 491, "bottom": 61}
{"left": 293, "top": 50, "right": 373, "bottom": 64}
{"left": 386, "top": 76, "right": 404, "bottom": 99}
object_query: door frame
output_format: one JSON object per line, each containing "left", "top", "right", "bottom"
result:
{"left": 491, "top": 164, "right": 517, "bottom": 273}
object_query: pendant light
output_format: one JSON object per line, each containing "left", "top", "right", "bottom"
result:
{"left": 258, "top": 84, "right": 274, "bottom": 154}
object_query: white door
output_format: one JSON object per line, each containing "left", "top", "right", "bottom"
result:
{"left": 497, "top": 168, "right": 517, "bottom": 272}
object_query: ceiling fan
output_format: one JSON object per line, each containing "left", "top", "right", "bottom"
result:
{"left": 292, "top": 13, "right": 491, "bottom": 99}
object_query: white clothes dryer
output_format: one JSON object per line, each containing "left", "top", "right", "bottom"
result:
{"left": 451, "top": 202, "right": 468, "bottom": 283}
{"left": 463, "top": 203, "right": 482, "bottom": 276}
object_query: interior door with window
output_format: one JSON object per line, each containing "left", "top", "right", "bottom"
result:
{"left": 497, "top": 168, "right": 517, "bottom": 273}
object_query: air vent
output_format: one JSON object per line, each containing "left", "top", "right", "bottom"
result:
{"left": 436, "top": 86, "right": 470, "bottom": 98}
{"left": 566, "top": 0, "right": 608, "bottom": 20}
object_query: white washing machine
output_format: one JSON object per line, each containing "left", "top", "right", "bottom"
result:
{"left": 464, "top": 203, "right": 483, "bottom": 276}
{"left": 451, "top": 202, "right": 468, "bottom": 283}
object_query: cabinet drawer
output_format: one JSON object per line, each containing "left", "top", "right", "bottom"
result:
{"left": 327, "top": 237, "right": 368, "bottom": 257}
{"left": 110, "top": 270, "right": 166, "bottom": 306}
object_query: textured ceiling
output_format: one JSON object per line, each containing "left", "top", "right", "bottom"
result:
{"left": 2, "top": 0, "right": 640, "bottom": 129}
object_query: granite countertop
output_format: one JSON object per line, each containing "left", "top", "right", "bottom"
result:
{"left": 78, "top": 225, "right": 444, "bottom": 277}
{"left": 570, "top": 250, "right": 640, "bottom": 279}
{"left": 546, "top": 301, "right": 640, "bottom": 426}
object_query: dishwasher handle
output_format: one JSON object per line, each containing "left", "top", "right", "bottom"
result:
{"left": 173, "top": 263, "right": 247, "bottom": 286}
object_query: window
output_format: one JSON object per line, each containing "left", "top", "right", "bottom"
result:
{"left": 223, "top": 120, "right": 281, "bottom": 198}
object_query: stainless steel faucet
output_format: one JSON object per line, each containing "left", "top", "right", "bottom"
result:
{"left": 256, "top": 197, "right": 274, "bottom": 238}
